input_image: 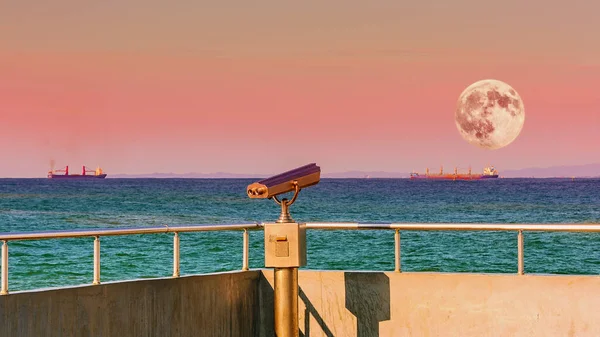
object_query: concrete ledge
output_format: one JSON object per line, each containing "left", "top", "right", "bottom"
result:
{"left": 259, "top": 270, "right": 600, "bottom": 337}
{"left": 0, "top": 271, "right": 261, "bottom": 337}
{"left": 3, "top": 270, "right": 600, "bottom": 336}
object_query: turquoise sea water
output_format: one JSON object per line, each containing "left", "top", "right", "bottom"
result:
{"left": 1, "top": 178, "right": 599, "bottom": 292}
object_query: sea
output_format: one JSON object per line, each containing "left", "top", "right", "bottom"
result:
{"left": 1, "top": 178, "right": 599, "bottom": 292}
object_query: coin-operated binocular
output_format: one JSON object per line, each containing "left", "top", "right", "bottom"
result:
{"left": 247, "top": 163, "right": 320, "bottom": 337}
{"left": 247, "top": 163, "right": 320, "bottom": 267}
{"left": 247, "top": 163, "right": 320, "bottom": 223}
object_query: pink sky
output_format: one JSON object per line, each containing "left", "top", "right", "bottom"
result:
{"left": 1, "top": 1, "right": 599, "bottom": 177}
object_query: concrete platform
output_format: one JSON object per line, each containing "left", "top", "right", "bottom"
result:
{"left": 2, "top": 270, "right": 600, "bottom": 336}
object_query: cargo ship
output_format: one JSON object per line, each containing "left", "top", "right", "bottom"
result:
{"left": 410, "top": 166, "right": 499, "bottom": 180}
{"left": 47, "top": 165, "right": 107, "bottom": 179}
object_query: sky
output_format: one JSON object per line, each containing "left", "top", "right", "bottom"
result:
{"left": 1, "top": 1, "right": 599, "bottom": 177}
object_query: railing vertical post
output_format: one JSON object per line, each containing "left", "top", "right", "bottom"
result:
{"left": 242, "top": 229, "right": 249, "bottom": 271}
{"left": 517, "top": 230, "right": 524, "bottom": 275}
{"left": 1, "top": 241, "right": 8, "bottom": 295}
{"left": 394, "top": 229, "right": 401, "bottom": 273}
{"left": 173, "top": 232, "right": 180, "bottom": 278}
{"left": 93, "top": 236, "right": 101, "bottom": 285}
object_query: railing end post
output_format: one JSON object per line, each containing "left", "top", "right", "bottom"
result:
{"left": 1, "top": 240, "right": 8, "bottom": 295}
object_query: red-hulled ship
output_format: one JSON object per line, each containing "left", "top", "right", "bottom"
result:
{"left": 410, "top": 166, "right": 499, "bottom": 180}
{"left": 48, "top": 165, "right": 107, "bottom": 179}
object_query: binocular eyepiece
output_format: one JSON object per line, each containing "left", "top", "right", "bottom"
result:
{"left": 247, "top": 163, "right": 321, "bottom": 199}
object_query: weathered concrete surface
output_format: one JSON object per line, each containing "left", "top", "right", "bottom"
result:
{"left": 3, "top": 269, "right": 600, "bottom": 336}
{"left": 0, "top": 271, "right": 260, "bottom": 337}
{"left": 260, "top": 270, "right": 600, "bottom": 337}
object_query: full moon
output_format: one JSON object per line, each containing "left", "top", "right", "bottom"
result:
{"left": 455, "top": 79, "right": 525, "bottom": 150}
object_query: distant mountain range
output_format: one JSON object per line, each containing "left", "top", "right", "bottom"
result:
{"left": 501, "top": 163, "right": 600, "bottom": 178}
{"left": 110, "top": 163, "right": 600, "bottom": 179}
{"left": 111, "top": 172, "right": 264, "bottom": 179}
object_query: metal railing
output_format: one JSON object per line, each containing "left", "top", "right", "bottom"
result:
{"left": 0, "top": 223, "right": 261, "bottom": 295}
{"left": 1, "top": 222, "right": 600, "bottom": 295}
{"left": 304, "top": 223, "right": 600, "bottom": 274}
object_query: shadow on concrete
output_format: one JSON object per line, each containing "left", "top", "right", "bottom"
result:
{"left": 345, "top": 272, "right": 391, "bottom": 337}
{"left": 258, "top": 272, "right": 335, "bottom": 337}
{"left": 258, "top": 272, "right": 275, "bottom": 337}
{"left": 299, "top": 287, "right": 334, "bottom": 337}
{"left": 259, "top": 271, "right": 390, "bottom": 337}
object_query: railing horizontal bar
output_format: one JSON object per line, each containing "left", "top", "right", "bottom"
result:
{"left": 304, "top": 223, "right": 600, "bottom": 232}
{"left": 167, "top": 224, "right": 262, "bottom": 233}
{"left": 3, "top": 222, "right": 600, "bottom": 242}
{"left": 0, "top": 223, "right": 261, "bottom": 241}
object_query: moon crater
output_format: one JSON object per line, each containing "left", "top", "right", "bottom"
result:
{"left": 455, "top": 79, "right": 525, "bottom": 150}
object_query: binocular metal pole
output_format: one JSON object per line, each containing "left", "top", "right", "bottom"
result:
{"left": 248, "top": 166, "right": 319, "bottom": 337}
{"left": 272, "top": 193, "right": 300, "bottom": 337}
{"left": 274, "top": 259, "right": 298, "bottom": 336}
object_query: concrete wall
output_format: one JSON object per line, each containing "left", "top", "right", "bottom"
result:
{"left": 259, "top": 270, "right": 600, "bottom": 337}
{"left": 0, "top": 271, "right": 261, "bottom": 337}
{"left": 3, "top": 269, "right": 600, "bottom": 336}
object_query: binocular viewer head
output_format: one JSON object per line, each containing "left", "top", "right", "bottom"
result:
{"left": 247, "top": 163, "right": 321, "bottom": 199}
